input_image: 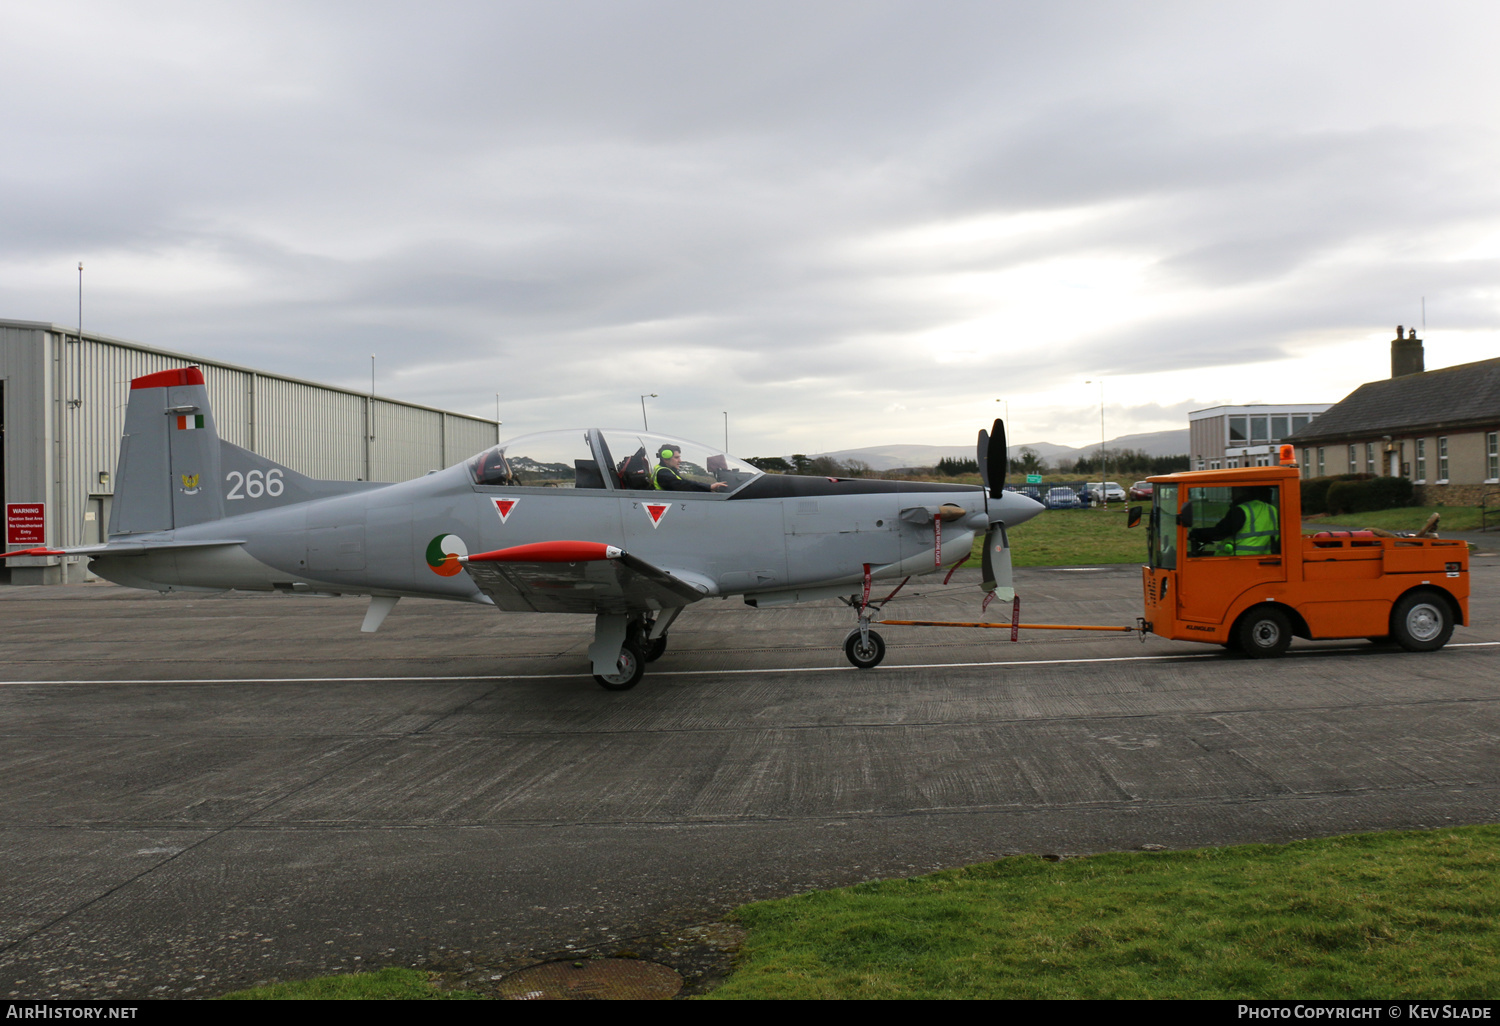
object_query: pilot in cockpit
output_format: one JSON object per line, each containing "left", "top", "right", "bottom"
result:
{"left": 653, "top": 444, "right": 728, "bottom": 492}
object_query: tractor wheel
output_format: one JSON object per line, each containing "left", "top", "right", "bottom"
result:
{"left": 1390, "top": 590, "right": 1454, "bottom": 652}
{"left": 1234, "top": 606, "right": 1292, "bottom": 659}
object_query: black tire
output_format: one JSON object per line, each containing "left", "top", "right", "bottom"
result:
{"left": 1234, "top": 606, "right": 1292, "bottom": 659}
{"left": 844, "top": 629, "right": 886, "bottom": 669}
{"left": 643, "top": 633, "right": 668, "bottom": 663}
{"left": 1390, "top": 590, "right": 1454, "bottom": 652}
{"left": 593, "top": 641, "right": 646, "bottom": 691}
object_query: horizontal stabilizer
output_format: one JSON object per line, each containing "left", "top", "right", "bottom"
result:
{"left": 0, "top": 546, "right": 67, "bottom": 559}
{"left": 4, "top": 540, "right": 246, "bottom": 560}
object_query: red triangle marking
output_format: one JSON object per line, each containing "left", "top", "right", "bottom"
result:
{"left": 493, "top": 498, "right": 517, "bottom": 523}
{"left": 644, "top": 503, "right": 670, "bottom": 527}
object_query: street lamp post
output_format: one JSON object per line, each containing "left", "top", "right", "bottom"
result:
{"left": 640, "top": 394, "right": 657, "bottom": 431}
{"left": 723, "top": 411, "right": 729, "bottom": 452}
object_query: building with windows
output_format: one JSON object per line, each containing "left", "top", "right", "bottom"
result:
{"left": 1285, "top": 328, "right": 1500, "bottom": 504}
{"left": 1189, "top": 404, "right": 1332, "bottom": 471}
{"left": 1, "top": 319, "right": 500, "bottom": 584}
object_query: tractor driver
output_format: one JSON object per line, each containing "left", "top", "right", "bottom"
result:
{"left": 653, "top": 445, "right": 728, "bottom": 492}
{"left": 1188, "top": 486, "right": 1279, "bottom": 556}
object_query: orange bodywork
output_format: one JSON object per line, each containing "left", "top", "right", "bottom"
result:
{"left": 1141, "top": 466, "right": 1469, "bottom": 645}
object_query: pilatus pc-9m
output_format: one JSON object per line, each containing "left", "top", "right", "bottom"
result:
{"left": 6, "top": 368, "right": 1041, "bottom": 689}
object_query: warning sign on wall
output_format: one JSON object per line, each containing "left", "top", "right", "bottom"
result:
{"left": 6, "top": 503, "right": 46, "bottom": 546}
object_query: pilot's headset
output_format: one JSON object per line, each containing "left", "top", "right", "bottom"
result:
{"left": 657, "top": 445, "right": 679, "bottom": 462}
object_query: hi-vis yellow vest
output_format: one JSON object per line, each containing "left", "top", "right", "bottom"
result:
{"left": 652, "top": 463, "right": 680, "bottom": 490}
{"left": 1226, "top": 499, "right": 1278, "bottom": 556}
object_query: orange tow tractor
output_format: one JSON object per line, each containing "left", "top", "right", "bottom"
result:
{"left": 1142, "top": 447, "right": 1469, "bottom": 657}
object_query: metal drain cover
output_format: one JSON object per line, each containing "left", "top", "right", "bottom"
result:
{"left": 498, "top": 958, "right": 683, "bottom": 1000}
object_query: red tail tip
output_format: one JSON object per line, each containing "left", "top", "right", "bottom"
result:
{"left": 131, "top": 367, "right": 206, "bottom": 389}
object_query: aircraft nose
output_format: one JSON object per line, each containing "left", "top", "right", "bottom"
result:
{"left": 992, "top": 490, "right": 1045, "bottom": 526}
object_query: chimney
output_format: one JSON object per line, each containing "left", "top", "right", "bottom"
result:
{"left": 1391, "top": 324, "right": 1425, "bottom": 378}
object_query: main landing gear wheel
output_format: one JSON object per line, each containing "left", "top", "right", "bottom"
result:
{"left": 644, "top": 633, "right": 668, "bottom": 663}
{"left": 844, "top": 629, "right": 886, "bottom": 669}
{"left": 1234, "top": 606, "right": 1292, "bottom": 659}
{"left": 594, "top": 641, "right": 646, "bottom": 691}
{"left": 1391, "top": 590, "right": 1454, "bottom": 652}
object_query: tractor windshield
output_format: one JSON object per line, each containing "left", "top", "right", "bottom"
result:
{"left": 1149, "top": 483, "right": 1178, "bottom": 570}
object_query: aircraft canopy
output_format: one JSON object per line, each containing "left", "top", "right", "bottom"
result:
{"left": 467, "top": 429, "right": 762, "bottom": 493}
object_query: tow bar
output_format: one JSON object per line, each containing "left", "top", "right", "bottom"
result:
{"left": 876, "top": 616, "right": 1151, "bottom": 642}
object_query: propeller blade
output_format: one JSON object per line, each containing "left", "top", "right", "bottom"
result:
{"left": 985, "top": 418, "right": 1007, "bottom": 497}
{"left": 979, "top": 522, "right": 1015, "bottom": 602}
{"left": 977, "top": 429, "right": 990, "bottom": 490}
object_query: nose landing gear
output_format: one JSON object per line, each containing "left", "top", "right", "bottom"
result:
{"left": 839, "top": 564, "right": 905, "bottom": 669}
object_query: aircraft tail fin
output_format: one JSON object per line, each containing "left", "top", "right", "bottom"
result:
{"left": 110, "top": 366, "right": 380, "bottom": 537}
{"left": 111, "top": 367, "right": 225, "bottom": 535}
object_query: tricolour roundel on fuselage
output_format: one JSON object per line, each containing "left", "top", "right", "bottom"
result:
{"left": 425, "top": 534, "right": 468, "bottom": 577}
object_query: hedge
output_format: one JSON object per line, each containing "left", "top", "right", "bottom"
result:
{"left": 1315, "top": 475, "right": 1415, "bottom": 515}
{"left": 1301, "top": 474, "right": 1369, "bottom": 516}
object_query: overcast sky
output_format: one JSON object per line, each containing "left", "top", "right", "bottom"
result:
{"left": 4, "top": 1, "right": 1499, "bottom": 454}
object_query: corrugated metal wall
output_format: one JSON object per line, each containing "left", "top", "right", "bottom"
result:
{"left": 254, "top": 373, "right": 370, "bottom": 480}
{"left": 444, "top": 413, "right": 497, "bottom": 469}
{"left": 2, "top": 321, "right": 500, "bottom": 550}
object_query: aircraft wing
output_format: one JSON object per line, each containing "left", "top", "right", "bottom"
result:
{"left": 459, "top": 540, "right": 708, "bottom": 615}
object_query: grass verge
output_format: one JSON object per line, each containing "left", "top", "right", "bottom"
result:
{"left": 970, "top": 507, "right": 1145, "bottom": 567}
{"left": 219, "top": 966, "right": 480, "bottom": 1000}
{"left": 706, "top": 827, "right": 1500, "bottom": 1000}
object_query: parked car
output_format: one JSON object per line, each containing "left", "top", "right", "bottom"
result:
{"left": 1086, "top": 481, "right": 1127, "bottom": 503}
{"left": 1045, "top": 486, "right": 1082, "bottom": 509}
{"left": 1020, "top": 486, "right": 1042, "bottom": 502}
{"left": 1129, "top": 481, "right": 1154, "bottom": 500}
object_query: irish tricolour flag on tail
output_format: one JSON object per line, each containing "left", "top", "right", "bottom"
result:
{"left": 176, "top": 414, "right": 205, "bottom": 430}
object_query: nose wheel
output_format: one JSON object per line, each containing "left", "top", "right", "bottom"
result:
{"left": 843, "top": 627, "right": 886, "bottom": 669}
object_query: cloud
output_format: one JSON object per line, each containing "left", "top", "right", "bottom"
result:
{"left": 3, "top": 1, "right": 1499, "bottom": 453}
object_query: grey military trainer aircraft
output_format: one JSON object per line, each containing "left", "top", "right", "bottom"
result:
{"left": 5, "top": 367, "right": 1043, "bottom": 689}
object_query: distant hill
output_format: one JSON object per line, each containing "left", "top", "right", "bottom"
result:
{"left": 813, "top": 429, "right": 1188, "bottom": 471}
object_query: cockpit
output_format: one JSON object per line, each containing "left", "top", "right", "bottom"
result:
{"left": 466, "top": 429, "right": 763, "bottom": 494}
